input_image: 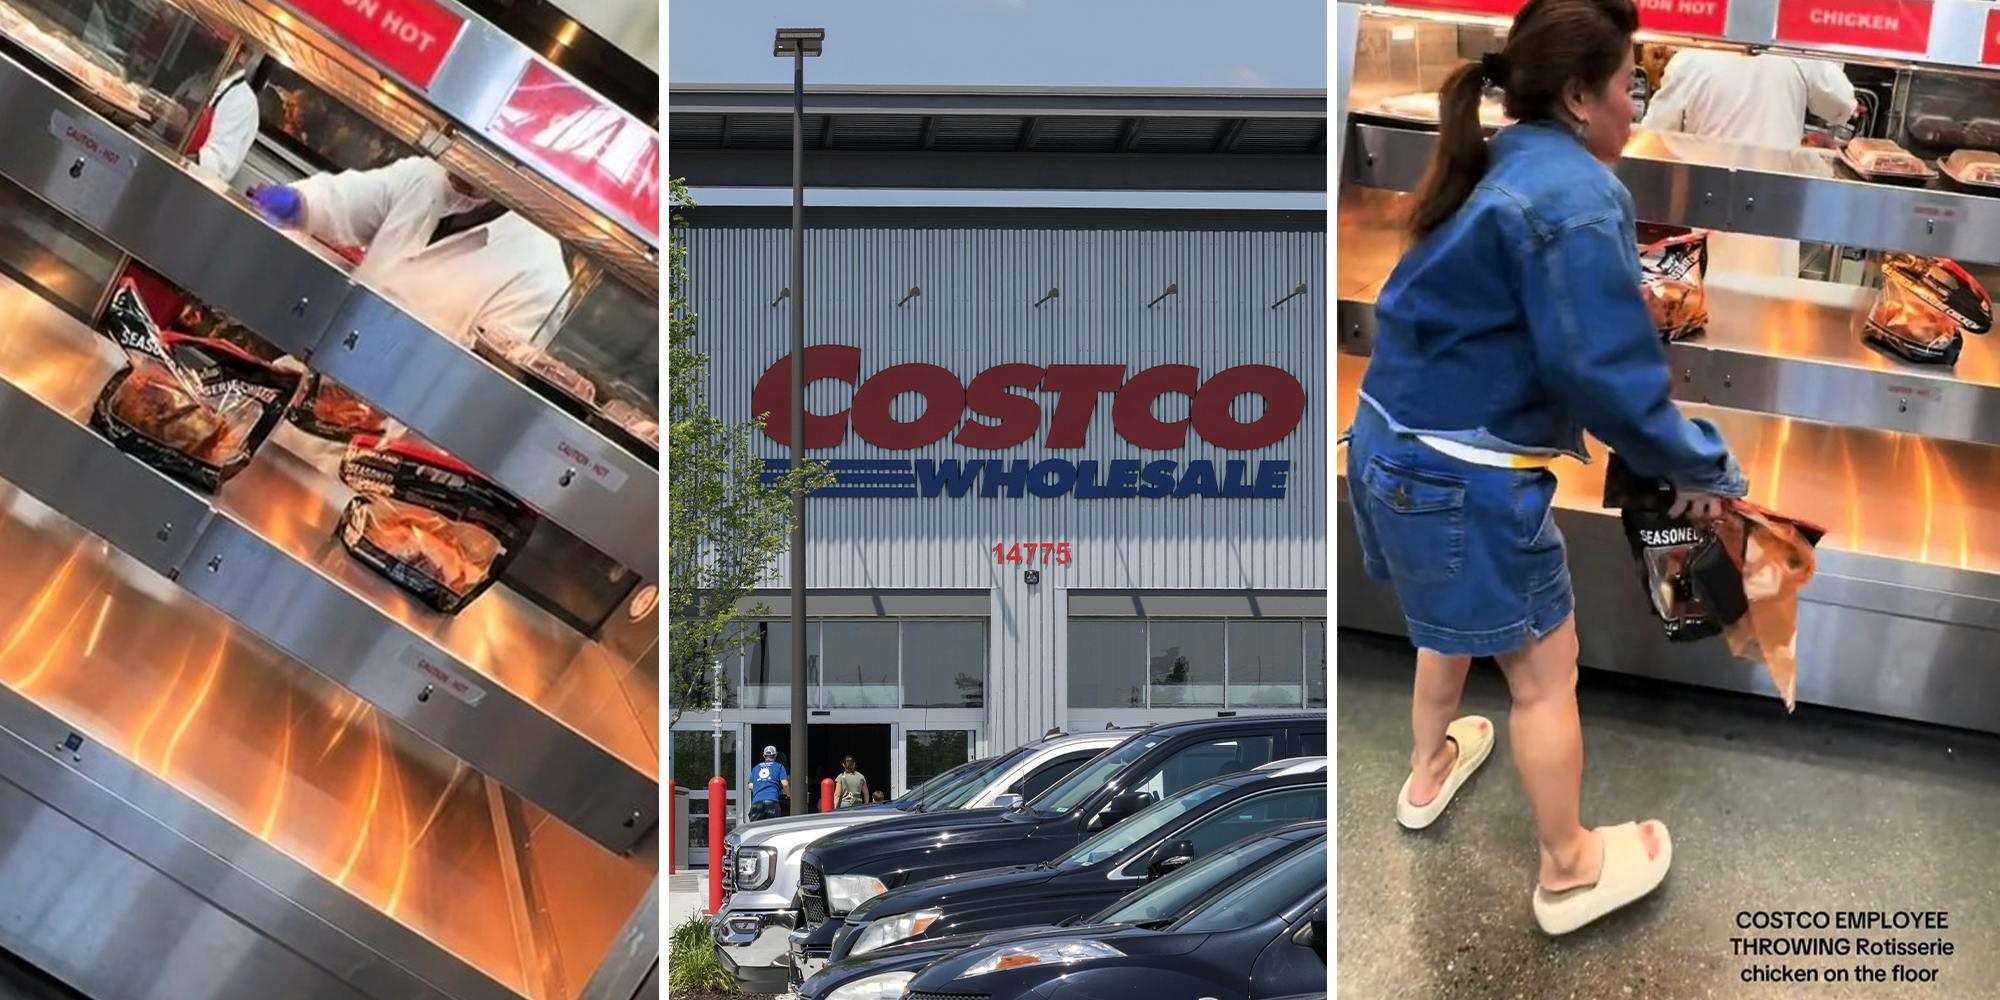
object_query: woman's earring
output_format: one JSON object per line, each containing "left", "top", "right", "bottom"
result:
{"left": 1572, "top": 117, "right": 1590, "bottom": 139}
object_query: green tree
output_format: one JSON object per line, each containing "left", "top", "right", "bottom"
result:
{"left": 668, "top": 179, "right": 829, "bottom": 726}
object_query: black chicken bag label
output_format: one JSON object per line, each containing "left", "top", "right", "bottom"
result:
{"left": 1602, "top": 455, "right": 1744, "bottom": 642}
{"left": 336, "top": 437, "right": 538, "bottom": 614}
{"left": 1863, "top": 254, "right": 1992, "bottom": 366}
{"left": 90, "top": 283, "right": 301, "bottom": 492}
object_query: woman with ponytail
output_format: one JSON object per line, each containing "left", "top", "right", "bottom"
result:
{"left": 1347, "top": 0, "right": 1747, "bottom": 935}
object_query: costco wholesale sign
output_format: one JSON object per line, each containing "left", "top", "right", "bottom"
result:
{"left": 753, "top": 345, "right": 1308, "bottom": 500}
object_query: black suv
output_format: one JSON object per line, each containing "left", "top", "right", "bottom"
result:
{"left": 903, "top": 828, "right": 1327, "bottom": 999}
{"left": 789, "top": 713, "right": 1326, "bottom": 983}
{"left": 828, "top": 757, "right": 1327, "bottom": 962}
{"left": 798, "top": 822, "right": 1328, "bottom": 1000}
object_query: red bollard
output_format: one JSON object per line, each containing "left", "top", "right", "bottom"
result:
{"left": 708, "top": 775, "right": 726, "bottom": 914}
{"left": 666, "top": 780, "right": 675, "bottom": 873}
{"left": 821, "top": 777, "right": 835, "bottom": 813}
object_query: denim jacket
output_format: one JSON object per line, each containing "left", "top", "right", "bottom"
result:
{"left": 1359, "top": 122, "right": 1747, "bottom": 497}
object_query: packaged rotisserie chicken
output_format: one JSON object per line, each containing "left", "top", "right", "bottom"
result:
{"left": 1638, "top": 229, "right": 1709, "bottom": 341}
{"left": 90, "top": 283, "right": 301, "bottom": 491}
{"left": 337, "top": 437, "right": 538, "bottom": 614}
{"left": 1602, "top": 455, "right": 1728, "bottom": 642}
{"left": 287, "top": 371, "right": 389, "bottom": 441}
{"left": 1604, "top": 455, "right": 1826, "bottom": 709}
{"left": 1863, "top": 254, "right": 1992, "bottom": 365}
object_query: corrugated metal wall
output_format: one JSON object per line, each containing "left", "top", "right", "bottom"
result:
{"left": 685, "top": 224, "right": 1328, "bottom": 596}
{"left": 989, "top": 578, "right": 1068, "bottom": 747}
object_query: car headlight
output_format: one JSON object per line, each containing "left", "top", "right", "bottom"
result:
{"left": 825, "top": 971, "right": 915, "bottom": 1000}
{"left": 849, "top": 907, "right": 944, "bottom": 956}
{"left": 957, "top": 940, "right": 1124, "bottom": 979}
{"left": 824, "top": 874, "right": 887, "bottom": 913}
{"left": 735, "top": 846, "right": 776, "bottom": 892}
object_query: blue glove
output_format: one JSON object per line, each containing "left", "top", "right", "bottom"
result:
{"left": 249, "top": 185, "right": 303, "bottom": 227}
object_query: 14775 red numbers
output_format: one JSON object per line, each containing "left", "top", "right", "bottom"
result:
{"left": 994, "top": 542, "right": 1072, "bottom": 566}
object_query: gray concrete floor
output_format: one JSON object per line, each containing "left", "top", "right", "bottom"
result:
{"left": 1336, "top": 629, "right": 2000, "bottom": 1000}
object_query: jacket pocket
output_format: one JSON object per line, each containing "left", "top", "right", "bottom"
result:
{"left": 1360, "top": 457, "right": 1466, "bottom": 584}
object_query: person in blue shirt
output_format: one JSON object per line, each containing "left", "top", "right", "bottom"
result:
{"left": 749, "top": 746, "right": 789, "bottom": 821}
{"left": 1348, "top": 0, "right": 1747, "bottom": 937}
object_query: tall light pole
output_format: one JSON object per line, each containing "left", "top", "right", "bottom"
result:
{"left": 774, "top": 27, "right": 823, "bottom": 816}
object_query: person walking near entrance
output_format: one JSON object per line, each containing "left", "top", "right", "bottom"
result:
{"left": 750, "top": 746, "right": 789, "bottom": 822}
{"left": 834, "top": 756, "right": 870, "bottom": 809}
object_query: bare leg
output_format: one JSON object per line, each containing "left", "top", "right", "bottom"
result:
{"left": 1406, "top": 649, "right": 1472, "bottom": 807}
{"left": 1495, "top": 616, "right": 1661, "bottom": 890}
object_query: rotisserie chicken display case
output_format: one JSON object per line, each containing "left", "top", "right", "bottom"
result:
{"left": 1338, "top": 0, "right": 2000, "bottom": 734}
{"left": 0, "top": 2, "right": 658, "bottom": 999}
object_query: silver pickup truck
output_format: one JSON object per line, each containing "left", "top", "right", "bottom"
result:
{"left": 711, "top": 730, "right": 1128, "bottom": 992}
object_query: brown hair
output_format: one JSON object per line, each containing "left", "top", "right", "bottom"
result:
{"left": 1407, "top": 0, "right": 1640, "bottom": 238}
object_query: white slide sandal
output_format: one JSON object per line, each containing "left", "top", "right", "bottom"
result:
{"left": 1395, "top": 715, "right": 1494, "bottom": 830}
{"left": 1532, "top": 820, "right": 1674, "bottom": 936}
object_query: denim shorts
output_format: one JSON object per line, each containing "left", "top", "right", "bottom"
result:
{"left": 1346, "top": 404, "right": 1573, "bottom": 657}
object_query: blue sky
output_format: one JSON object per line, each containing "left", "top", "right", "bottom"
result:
{"left": 667, "top": 0, "right": 1328, "bottom": 89}
{"left": 667, "top": 0, "right": 1327, "bottom": 207}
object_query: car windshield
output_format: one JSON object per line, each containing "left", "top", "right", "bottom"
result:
{"left": 1053, "top": 782, "right": 1230, "bottom": 869}
{"left": 914, "top": 747, "right": 1028, "bottom": 812}
{"left": 1028, "top": 735, "right": 1163, "bottom": 816}
{"left": 901, "top": 759, "right": 986, "bottom": 806}
{"left": 1091, "top": 834, "right": 1306, "bottom": 925}
{"left": 1174, "top": 839, "right": 1327, "bottom": 933}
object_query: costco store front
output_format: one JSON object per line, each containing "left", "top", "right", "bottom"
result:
{"left": 673, "top": 207, "right": 1328, "bottom": 825}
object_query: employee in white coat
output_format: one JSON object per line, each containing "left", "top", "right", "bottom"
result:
{"left": 1641, "top": 50, "right": 1859, "bottom": 278}
{"left": 249, "top": 157, "right": 569, "bottom": 473}
{"left": 249, "top": 156, "right": 569, "bottom": 347}
{"left": 188, "top": 52, "right": 266, "bottom": 184}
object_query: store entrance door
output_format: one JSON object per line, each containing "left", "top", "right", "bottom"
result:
{"left": 749, "top": 723, "right": 892, "bottom": 813}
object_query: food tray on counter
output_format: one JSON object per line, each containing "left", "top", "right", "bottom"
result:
{"left": 1938, "top": 150, "right": 2000, "bottom": 194}
{"left": 1839, "top": 140, "right": 1936, "bottom": 186}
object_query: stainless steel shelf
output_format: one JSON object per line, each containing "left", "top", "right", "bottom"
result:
{"left": 0, "top": 47, "right": 659, "bottom": 580}
{"left": 1338, "top": 353, "right": 2000, "bottom": 578}
{"left": 0, "top": 483, "right": 651, "bottom": 1000}
{"left": 1336, "top": 354, "right": 2000, "bottom": 734}
{"left": 1343, "top": 0, "right": 2000, "bottom": 76}
{"left": 0, "top": 271, "right": 655, "bottom": 853}
{"left": 177, "top": 0, "right": 657, "bottom": 293}
{"left": 1336, "top": 185, "right": 2000, "bottom": 449}
{"left": 1348, "top": 120, "right": 2000, "bottom": 268}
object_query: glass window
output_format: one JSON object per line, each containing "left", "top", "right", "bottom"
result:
{"left": 1177, "top": 839, "right": 1327, "bottom": 933}
{"left": 1030, "top": 735, "right": 1164, "bottom": 816}
{"left": 1069, "top": 621, "right": 1146, "bottom": 708}
{"left": 920, "top": 748, "right": 1030, "bottom": 811}
{"left": 1227, "top": 622, "right": 1305, "bottom": 708}
{"left": 906, "top": 730, "right": 976, "bottom": 792}
{"left": 741, "top": 622, "right": 816, "bottom": 709}
{"left": 670, "top": 730, "right": 736, "bottom": 790}
{"left": 1058, "top": 783, "right": 1232, "bottom": 869}
{"left": 1300, "top": 730, "right": 1327, "bottom": 757}
{"left": 1306, "top": 622, "right": 1327, "bottom": 708}
{"left": 1019, "top": 751, "right": 1098, "bottom": 802}
{"left": 1174, "top": 786, "right": 1328, "bottom": 858}
{"left": 1094, "top": 834, "right": 1307, "bottom": 926}
{"left": 901, "top": 757, "right": 987, "bottom": 806}
{"left": 903, "top": 621, "right": 985, "bottom": 708}
{"left": 820, "top": 621, "right": 898, "bottom": 708}
{"left": 1131, "top": 735, "right": 1278, "bottom": 803}
{"left": 1150, "top": 621, "right": 1225, "bottom": 707}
